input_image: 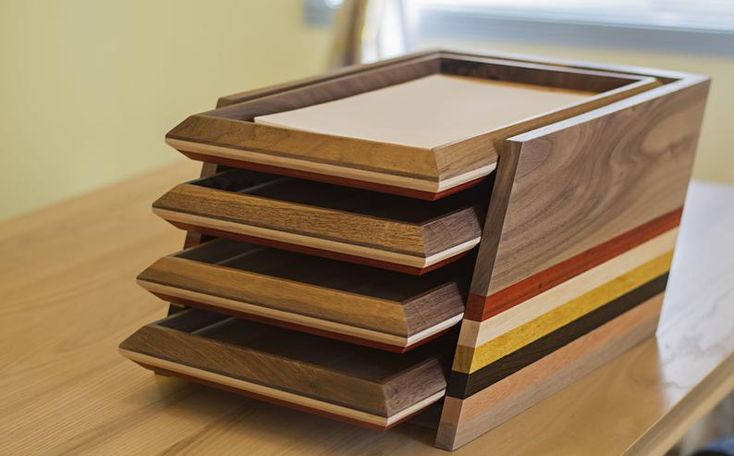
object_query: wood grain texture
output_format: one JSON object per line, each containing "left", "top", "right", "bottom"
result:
{"left": 438, "top": 53, "right": 652, "bottom": 92}
{"left": 153, "top": 169, "right": 485, "bottom": 273}
{"left": 130, "top": 359, "right": 443, "bottom": 431}
{"left": 463, "top": 208, "right": 682, "bottom": 321}
{"left": 138, "top": 238, "right": 467, "bottom": 351}
{"left": 218, "top": 50, "right": 649, "bottom": 108}
{"left": 168, "top": 51, "right": 660, "bottom": 198}
{"left": 172, "top": 150, "right": 488, "bottom": 201}
{"left": 436, "top": 293, "right": 664, "bottom": 450}
{"left": 156, "top": 218, "right": 473, "bottom": 275}
{"left": 146, "top": 293, "right": 457, "bottom": 354}
{"left": 181, "top": 161, "right": 221, "bottom": 250}
{"left": 217, "top": 51, "right": 440, "bottom": 108}
{"left": 449, "top": 272, "right": 669, "bottom": 398}
{"left": 469, "top": 76, "right": 709, "bottom": 300}
{"left": 119, "top": 311, "right": 450, "bottom": 427}
{"left": 454, "top": 248, "right": 675, "bottom": 374}
{"left": 440, "top": 69, "right": 709, "bottom": 448}
{"left": 1, "top": 161, "right": 732, "bottom": 455}
{"left": 172, "top": 160, "right": 221, "bottom": 316}
{"left": 458, "top": 228, "right": 678, "bottom": 350}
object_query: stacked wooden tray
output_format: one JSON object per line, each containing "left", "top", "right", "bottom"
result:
{"left": 120, "top": 50, "right": 709, "bottom": 450}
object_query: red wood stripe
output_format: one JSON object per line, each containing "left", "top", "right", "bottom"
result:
{"left": 465, "top": 208, "right": 683, "bottom": 321}
{"left": 180, "top": 150, "right": 486, "bottom": 201}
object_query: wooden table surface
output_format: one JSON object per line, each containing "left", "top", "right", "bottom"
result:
{"left": 2, "top": 161, "right": 734, "bottom": 456}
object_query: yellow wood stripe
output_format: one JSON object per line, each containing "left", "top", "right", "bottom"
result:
{"left": 453, "top": 251, "right": 673, "bottom": 373}
{"left": 457, "top": 228, "right": 677, "bottom": 348}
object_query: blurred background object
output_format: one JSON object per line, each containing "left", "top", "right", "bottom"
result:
{"left": 2, "top": 0, "right": 733, "bottom": 222}
{"left": 327, "top": 0, "right": 414, "bottom": 67}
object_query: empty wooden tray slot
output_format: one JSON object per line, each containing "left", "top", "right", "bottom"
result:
{"left": 120, "top": 309, "right": 451, "bottom": 429}
{"left": 166, "top": 51, "right": 660, "bottom": 199}
{"left": 153, "top": 168, "right": 486, "bottom": 274}
{"left": 137, "top": 238, "right": 468, "bottom": 351}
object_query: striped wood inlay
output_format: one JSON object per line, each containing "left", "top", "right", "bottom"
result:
{"left": 453, "top": 251, "right": 673, "bottom": 374}
{"left": 436, "top": 292, "right": 663, "bottom": 450}
{"left": 464, "top": 208, "right": 682, "bottom": 321}
{"left": 448, "top": 273, "right": 669, "bottom": 397}
{"left": 457, "top": 228, "right": 678, "bottom": 349}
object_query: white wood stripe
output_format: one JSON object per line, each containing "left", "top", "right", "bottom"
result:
{"left": 120, "top": 349, "right": 446, "bottom": 427}
{"left": 458, "top": 228, "right": 678, "bottom": 348}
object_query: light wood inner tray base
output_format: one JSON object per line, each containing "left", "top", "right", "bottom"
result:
{"left": 255, "top": 74, "right": 594, "bottom": 148}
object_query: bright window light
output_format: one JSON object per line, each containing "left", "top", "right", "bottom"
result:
{"left": 413, "top": 0, "right": 734, "bottom": 33}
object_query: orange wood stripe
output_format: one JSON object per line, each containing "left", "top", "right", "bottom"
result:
{"left": 465, "top": 207, "right": 682, "bottom": 321}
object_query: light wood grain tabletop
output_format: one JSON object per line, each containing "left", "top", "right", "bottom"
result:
{"left": 2, "top": 160, "right": 733, "bottom": 455}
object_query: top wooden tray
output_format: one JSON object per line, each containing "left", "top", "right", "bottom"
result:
{"left": 165, "top": 51, "right": 660, "bottom": 200}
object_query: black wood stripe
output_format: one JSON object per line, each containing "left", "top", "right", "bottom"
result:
{"left": 447, "top": 273, "right": 668, "bottom": 399}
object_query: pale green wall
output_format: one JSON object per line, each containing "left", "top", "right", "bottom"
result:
{"left": 0, "top": 0, "right": 331, "bottom": 219}
{"left": 418, "top": 38, "right": 734, "bottom": 186}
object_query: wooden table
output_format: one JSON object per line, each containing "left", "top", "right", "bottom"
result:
{"left": 2, "top": 161, "right": 733, "bottom": 455}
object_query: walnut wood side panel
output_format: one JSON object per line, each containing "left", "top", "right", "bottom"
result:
{"left": 153, "top": 169, "right": 485, "bottom": 274}
{"left": 119, "top": 310, "right": 451, "bottom": 429}
{"left": 138, "top": 239, "right": 468, "bottom": 351}
{"left": 467, "top": 75, "right": 709, "bottom": 312}
{"left": 437, "top": 72, "right": 709, "bottom": 449}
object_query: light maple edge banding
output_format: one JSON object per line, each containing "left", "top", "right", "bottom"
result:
{"left": 137, "top": 280, "right": 464, "bottom": 349}
{"left": 176, "top": 150, "right": 489, "bottom": 201}
{"left": 458, "top": 228, "right": 678, "bottom": 348}
{"left": 153, "top": 208, "right": 481, "bottom": 268}
{"left": 120, "top": 349, "right": 446, "bottom": 428}
{"left": 453, "top": 251, "right": 673, "bottom": 373}
{"left": 165, "top": 219, "right": 472, "bottom": 275}
{"left": 155, "top": 181, "right": 483, "bottom": 258}
{"left": 464, "top": 207, "right": 683, "bottom": 321}
{"left": 166, "top": 138, "right": 497, "bottom": 193}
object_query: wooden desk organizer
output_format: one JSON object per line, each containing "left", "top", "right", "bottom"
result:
{"left": 120, "top": 50, "right": 709, "bottom": 450}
